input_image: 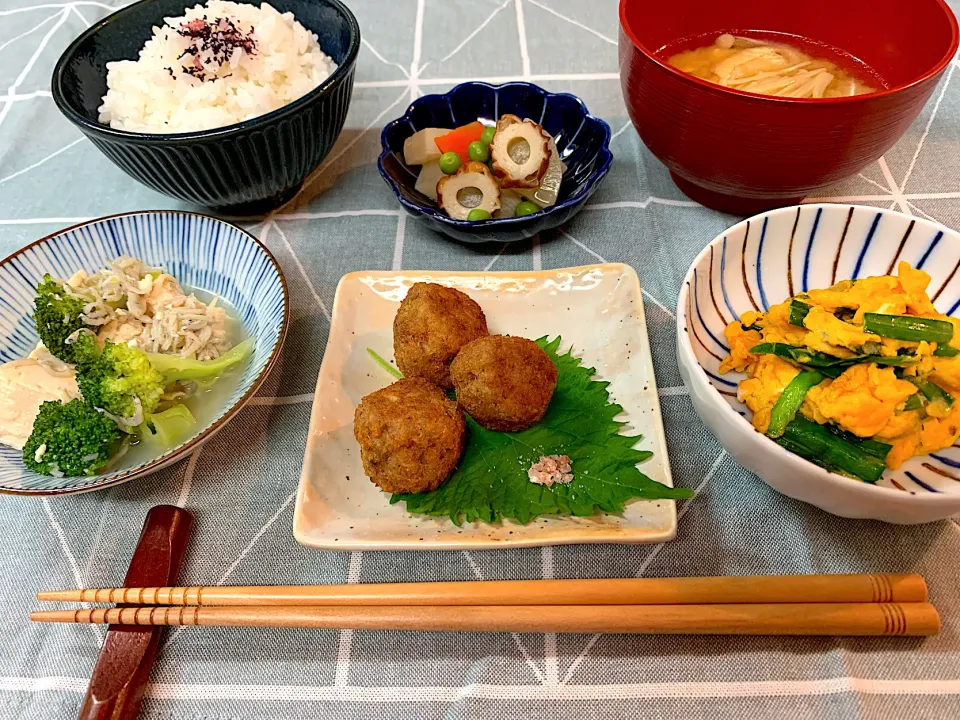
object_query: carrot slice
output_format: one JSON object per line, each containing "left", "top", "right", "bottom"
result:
{"left": 435, "top": 121, "right": 485, "bottom": 163}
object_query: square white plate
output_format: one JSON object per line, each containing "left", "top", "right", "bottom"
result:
{"left": 293, "top": 264, "right": 677, "bottom": 550}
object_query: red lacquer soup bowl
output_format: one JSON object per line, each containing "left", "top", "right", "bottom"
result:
{"left": 619, "top": 0, "right": 958, "bottom": 214}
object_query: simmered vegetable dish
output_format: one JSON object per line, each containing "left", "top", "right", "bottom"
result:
{"left": 402, "top": 114, "right": 565, "bottom": 220}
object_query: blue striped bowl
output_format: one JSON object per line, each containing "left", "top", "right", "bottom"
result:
{"left": 678, "top": 204, "right": 960, "bottom": 524}
{"left": 0, "top": 212, "right": 288, "bottom": 495}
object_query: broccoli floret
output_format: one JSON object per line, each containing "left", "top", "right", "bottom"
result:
{"left": 34, "top": 274, "right": 89, "bottom": 363}
{"left": 146, "top": 338, "right": 255, "bottom": 382}
{"left": 137, "top": 405, "right": 198, "bottom": 449}
{"left": 76, "top": 339, "right": 165, "bottom": 420}
{"left": 23, "top": 400, "right": 121, "bottom": 477}
{"left": 69, "top": 330, "right": 99, "bottom": 364}
{"left": 71, "top": 333, "right": 251, "bottom": 425}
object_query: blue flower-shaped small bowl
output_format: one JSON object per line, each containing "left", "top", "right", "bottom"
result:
{"left": 0, "top": 212, "right": 289, "bottom": 495}
{"left": 378, "top": 82, "right": 612, "bottom": 244}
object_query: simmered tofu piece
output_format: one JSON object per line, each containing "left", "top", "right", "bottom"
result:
{"left": 0, "top": 357, "right": 80, "bottom": 450}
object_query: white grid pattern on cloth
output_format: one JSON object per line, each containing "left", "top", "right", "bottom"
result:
{"left": 1, "top": 1, "right": 960, "bottom": 718}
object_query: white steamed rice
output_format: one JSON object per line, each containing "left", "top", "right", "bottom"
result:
{"left": 98, "top": 1, "right": 337, "bottom": 133}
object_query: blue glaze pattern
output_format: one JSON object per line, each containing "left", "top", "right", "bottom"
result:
{"left": 681, "top": 204, "right": 960, "bottom": 496}
{"left": 0, "top": 212, "right": 288, "bottom": 494}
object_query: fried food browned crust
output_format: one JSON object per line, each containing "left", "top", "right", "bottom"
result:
{"left": 353, "top": 378, "right": 465, "bottom": 494}
{"left": 450, "top": 335, "right": 558, "bottom": 432}
{"left": 393, "top": 282, "right": 488, "bottom": 389}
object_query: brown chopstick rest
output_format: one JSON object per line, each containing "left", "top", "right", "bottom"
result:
{"left": 78, "top": 505, "right": 193, "bottom": 720}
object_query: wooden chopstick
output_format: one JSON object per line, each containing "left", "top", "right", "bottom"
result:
{"left": 35, "top": 573, "right": 928, "bottom": 607}
{"left": 30, "top": 602, "right": 941, "bottom": 636}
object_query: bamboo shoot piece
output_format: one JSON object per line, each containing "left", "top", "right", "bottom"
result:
{"left": 403, "top": 128, "right": 450, "bottom": 166}
{"left": 414, "top": 160, "right": 445, "bottom": 202}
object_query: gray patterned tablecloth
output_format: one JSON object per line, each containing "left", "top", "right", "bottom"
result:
{"left": 2, "top": 1, "right": 960, "bottom": 718}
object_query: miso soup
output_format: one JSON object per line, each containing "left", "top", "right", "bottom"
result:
{"left": 666, "top": 33, "right": 882, "bottom": 99}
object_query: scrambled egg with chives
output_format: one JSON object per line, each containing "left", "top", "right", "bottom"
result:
{"left": 720, "top": 262, "right": 960, "bottom": 470}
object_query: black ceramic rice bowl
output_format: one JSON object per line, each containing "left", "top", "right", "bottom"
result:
{"left": 51, "top": 0, "right": 360, "bottom": 213}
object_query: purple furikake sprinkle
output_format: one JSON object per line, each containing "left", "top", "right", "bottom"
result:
{"left": 171, "top": 16, "right": 256, "bottom": 83}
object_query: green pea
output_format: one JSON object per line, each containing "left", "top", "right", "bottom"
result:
{"left": 467, "top": 140, "right": 490, "bottom": 163}
{"left": 467, "top": 209, "right": 491, "bottom": 221}
{"left": 515, "top": 200, "right": 540, "bottom": 217}
{"left": 480, "top": 126, "right": 496, "bottom": 146}
{"left": 438, "top": 151, "right": 461, "bottom": 175}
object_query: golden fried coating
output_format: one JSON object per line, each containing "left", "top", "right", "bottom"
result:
{"left": 450, "top": 335, "right": 557, "bottom": 432}
{"left": 393, "top": 283, "right": 488, "bottom": 389}
{"left": 353, "top": 378, "right": 465, "bottom": 494}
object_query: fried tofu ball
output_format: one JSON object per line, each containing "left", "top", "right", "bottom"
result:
{"left": 450, "top": 335, "right": 558, "bottom": 432}
{"left": 353, "top": 378, "right": 465, "bottom": 494}
{"left": 393, "top": 283, "right": 488, "bottom": 389}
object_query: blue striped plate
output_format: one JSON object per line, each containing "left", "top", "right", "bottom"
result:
{"left": 678, "top": 205, "right": 960, "bottom": 522}
{"left": 0, "top": 212, "right": 288, "bottom": 495}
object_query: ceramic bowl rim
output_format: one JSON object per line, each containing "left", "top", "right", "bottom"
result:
{"left": 376, "top": 81, "right": 613, "bottom": 229}
{"left": 618, "top": 0, "right": 960, "bottom": 105}
{"left": 677, "top": 203, "right": 957, "bottom": 506}
{"left": 0, "top": 210, "right": 290, "bottom": 496}
{"left": 50, "top": 0, "right": 361, "bottom": 142}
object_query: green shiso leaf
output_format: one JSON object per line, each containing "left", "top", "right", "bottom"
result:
{"left": 367, "top": 348, "right": 403, "bottom": 379}
{"left": 390, "top": 336, "right": 692, "bottom": 525}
